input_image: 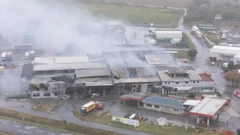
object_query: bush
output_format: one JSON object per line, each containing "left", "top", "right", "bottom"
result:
{"left": 237, "top": 128, "right": 240, "bottom": 135}
{"left": 216, "top": 91, "right": 222, "bottom": 97}
{"left": 188, "top": 93, "right": 195, "bottom": 98}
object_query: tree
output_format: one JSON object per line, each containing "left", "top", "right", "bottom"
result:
{"left": 237, "top": 128, "right": 240, "bottom": 135}
{"left": 188, "top": 49, "right": 198, "bottom": 59}
{"left": 224, "top": 70, "right": 240, "bottom": 86}
{"left": 228, "top": 61, "right": 236, "bottom": 70}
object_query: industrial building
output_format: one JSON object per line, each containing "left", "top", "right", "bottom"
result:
{"left": 153, "top": 31, "right": 182, "bottom": 42}
{"left": 157, "top": 67, "right": 215, "bottom": 95}
{"left": 20, "top": 51, "right": 216, "bottom": 99}
{"left": 209, "top": 46, "right": 240, "bottom": 64}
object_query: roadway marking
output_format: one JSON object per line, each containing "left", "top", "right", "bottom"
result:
{"left": 13, "top": 125, "right": 20, "bottom": 127}
{"left": 18, "top": 130, "right": 31, "bottom": 134}
{"left": 36, "top": 130, "right": 43, "bottom": 133}
{"left": 48, "top": 133, "right": 55, "bottom": 135}
{"left": 3, "top": 122, "right": 9, "bottom": 125}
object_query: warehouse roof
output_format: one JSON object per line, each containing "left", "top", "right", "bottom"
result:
{"left": 75, "top": 77, "right": 113, "bottom": 86}
{"left": 142, "top": 96, "right": 185, "bottom": 109}
{"left": 114, "top": 77, "right": 160, "bottom": 84}
{"left": 33, "top": 63, "right": 108, "bottom": 71}
{"left": 75, "top": 68, "right": 112, "bottom": 78}
{"left": 188, "top": 72, "right": 202, "bottom": 81}
{"left": 189, "top": 97, "right": 227, "bottom": 118}
{"left": 167, "top": 67, "right": 186, "bottom": 74}
{"left": 21, "top": 64, "right": 33, "bottom": 79}
{"left": 30, "top": 76, "right": 52, "bottom": 84}
{"left": 209, "top": 46, "right": 240, "bottom": 55}
{"left": 120, "top": 92, "right": 149, "bottom": 101}
{"left": 157, "top": 71, "right": 190, "bottom": 82}
{"left": 145, "top": 54, "right": 169, "bottom": 65}
{"left": 33, "top": 56, "right": 89, "bottom": 64}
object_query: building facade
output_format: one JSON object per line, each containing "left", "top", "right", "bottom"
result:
{"left": 142, "top": 96, "right": 186, "bottom": 115}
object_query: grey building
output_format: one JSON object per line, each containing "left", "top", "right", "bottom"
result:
{"left": 141, "top": 96, "right": 186, "bottom": 115}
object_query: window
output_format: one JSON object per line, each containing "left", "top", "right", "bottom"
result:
{"left": 54, "top": 93, "right": 58, "bottom": 96}
{"left": 173, "top": 108, "right": 178, "bottom": 112}
{"left": 146, "top": 104, "right": 152, "bottom": 107}
{"left": 185, "top": 82, "right": 188, "bottom": 84}
{"left": 154, "top": 105, "right": 159, "bottom": 108}
{"left": 44, "top": 93, "right": 50, "bottom": 97}
{"left": 168, "top": 82, "right": 170, "bottom": 84}
{"left": 193, "top": 81, "right": 195, "bottom": 83}
{"left": 197, "top": 81, "right": 200, "bottom": 83}
{"left": 165, "top": 82, "right": 167, "bottom": 84}
{"left": 176, "top": 82, "right": 179, "bottom": 84}
{"left": 33, "top": 93, "right": 40, "bottom": 97}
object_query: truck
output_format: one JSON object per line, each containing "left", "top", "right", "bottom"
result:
{"left": 80, "top": 101, "right": 104, "bottom": 115}
{"left": 1, "top": 52, "right": 6, "bottom": 61}
{"left": 234, "top": 90, "right": 240, "bottom": 97}
{"left": 25, "top": 51, "right": 35, "bottom": 60}
{"left": 2, "top": 52, "right": 12, "bottom": 61}
{"left": 5, "top": 93, "right": 31, "bottom": 100}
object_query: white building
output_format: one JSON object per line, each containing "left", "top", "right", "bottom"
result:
{"left": 209, "top": 46, "right": 240, "bottom": 64}
{"left": 157, "top": 67, "right": 215, "bottom": 94}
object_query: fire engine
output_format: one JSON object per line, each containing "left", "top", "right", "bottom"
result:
{"left": 234, "top": 90, "right": 240, "bottom": 97}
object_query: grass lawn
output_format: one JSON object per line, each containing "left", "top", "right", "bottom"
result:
{"left": 176, "top": 50, "right": 189, "bottom": 58}
{"left": 85, "top": 3, "right": 183, "bottom": 27}
{"left": 32, "top": 103, "right": 56, "bottom": 113}
{"left": 0, "top": 109, "right": 122, "bottom": 135}
{"left": 73, "top": 110, "right": 221, "bottom": 135}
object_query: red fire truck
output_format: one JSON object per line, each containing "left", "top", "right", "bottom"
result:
{"left": 234, "top": 90, "right": 240, "bottom": 97}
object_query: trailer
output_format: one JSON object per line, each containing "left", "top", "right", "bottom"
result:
{"left": 80, "top": 101, "right": 96, "bottom": 115}
{"left": 5, "top": 93, "right": 30, "bottom": 100}
{"left": 80, "top": 101, "right": 104, "bottom": 115}
{"left": 153, "top": 31, "right": 182, "bottom": 42}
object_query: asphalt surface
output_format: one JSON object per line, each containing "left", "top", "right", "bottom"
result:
{"left": 0, "top": 118, "right": 70, "bottom": 135}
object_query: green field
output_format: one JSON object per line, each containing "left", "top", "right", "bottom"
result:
{"left": 85, "top": 3, "right": 183, "bottom": 26}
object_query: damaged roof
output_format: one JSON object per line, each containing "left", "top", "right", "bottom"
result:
{"left": 21, "top": 64, "right": 33, "bottom": 79}
{"left": 75, "top": 77, "right": 113, "bottom": 86}
{"left": 145, "top": 54, "right": 172, "bottom": 65}
{"left": 33, "top": 56, "right": 89, "bottom": 64}
{"left": 114, "top": 77, "right": 160, "bottom": 84}
{"left": 167, "top": 67, "right": 186, "bottom": 74}
{"left": 75, "top": 68, "right": 112, "bottom": 78}
{"left": 33, "top": 63, "right": 108, "bottom": 71}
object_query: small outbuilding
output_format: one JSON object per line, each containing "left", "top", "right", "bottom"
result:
{"left": 141, "top": 96, "right": 186, "bottom": 115}
{"left": 120, "top": 92, "right": 149, "bottom": 107}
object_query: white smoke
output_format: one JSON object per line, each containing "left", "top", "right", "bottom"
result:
{"left": 0, "top": 0, "right": 124, "bottom": 55}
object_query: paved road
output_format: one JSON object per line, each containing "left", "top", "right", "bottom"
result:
{"left": 0, "top": 118, "right": 69, "bottom": 135}
{"left": 0, "top": 98, "right": 152, "bottom": 135}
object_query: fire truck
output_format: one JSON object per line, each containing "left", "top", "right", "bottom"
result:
{"left": 234, "top": 90, "right": 240, "bottom": 97}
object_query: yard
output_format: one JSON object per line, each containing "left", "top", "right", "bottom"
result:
{"left": 73, "top": 110, "right": 221, "bottom": 135}
{"left": 85, "top": 3, "right": 183, "bottom": 27}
